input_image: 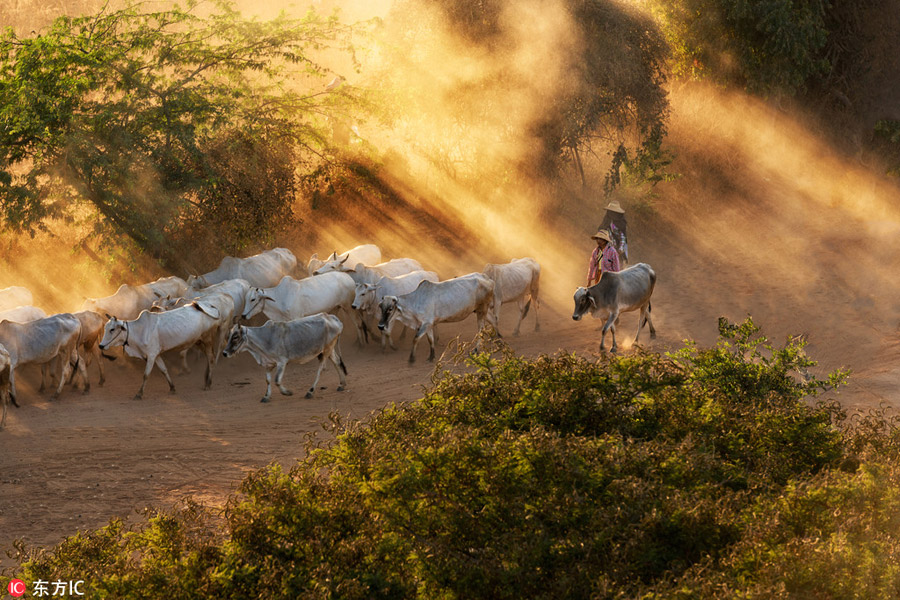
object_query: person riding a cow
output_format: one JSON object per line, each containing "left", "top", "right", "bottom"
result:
{"left": 587, "top": 229, "right": 620, "bottom": 287}
{"left": 599, "top": 200, "right": 628, "bottom": 264}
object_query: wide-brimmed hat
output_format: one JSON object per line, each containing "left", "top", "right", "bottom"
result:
{"left": 605, "top": 200, "right": 625, "bottom": 213}
{"left": 591, "top": 229, "right": 611, "bottom": 242}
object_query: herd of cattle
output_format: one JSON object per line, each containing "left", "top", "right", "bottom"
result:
{"left": 0, "top": 244, "right": 657, "bottom": 428}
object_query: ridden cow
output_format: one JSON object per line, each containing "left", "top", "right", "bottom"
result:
{"left": 0, "top": 313, "right": 88, "bottom": 404}
{"left": 571, "top": 262, "right": 657, "bottom": 353}
{"left": 483, "top": 257, "right": 541, "bottom": 336}
{"left": 188, "top": 248, "right": 297, "bottom": 289}
{"left": 242, "top": 273, "right": 365, "bottom": 344}
{"left": 82, "top": 276, "right": 189, "bottom": 320}
{"left": 352, "top": 271, "right": 440, "bottom": 350}
{"left": 222, "top": 314, "right": 348, "bottom": 402}
{"left": 0, "top": 305, "right": 47, "bottom": 323}
{"left": 98, "top": 302, "right": 222, "bottom": 400}
{"left": 0, "top": 286, "right": 33, "bottom": 312}
{"left": 307, "top": 244, "right": 381, "bottom": 276}
{"left": 0, "top": 344, "right": 11, "bottom": 430}
{"left": 377, "top": 273, "right": 497, "bottom": 363}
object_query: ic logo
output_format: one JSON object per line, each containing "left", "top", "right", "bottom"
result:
{"left": 7, "top": 579, "right": 26, "bottom": 597}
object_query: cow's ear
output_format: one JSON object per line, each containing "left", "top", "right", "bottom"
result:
{"left": 587, "top": 295, "right": 597, "bottom": 310}
{"left": 310, "top": 253, "right": 318, "bottom": 260}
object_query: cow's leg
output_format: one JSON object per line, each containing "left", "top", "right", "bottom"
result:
{"left": 645, "top": 304, "right": 657, "bottom": 339}
{"left": 600, "top": 311, "right": 619, "bottom": 353}
{"left": 513, "top": 298, "right": 527, "bottom": 337}
{"left": 154, "top": 355, "right": 176, "bottom": 394}
{"left": 409, "top": 324, "right": 428, "bottom": 363}
{"left": 331, "top": 344, "right": 348, "bottom": 392}
{"left": 532, "top": 287, "right": 541, "bottom": 332}
{"left": 135, "top": 354, "right": 157, "bottom": 400}
{"left": 261, "top": 367, "right": 275, "bottom": 403}
{"left": 276, "top": 361, "right": 293, "bottom": 397}
{"left": 94, "top": 345, "right": 105, "bottom": 386}
{"left": 306, "top": 356, "right": 326, "bottom": 398}
{"left": 201, "top": 342, "right": 215, "bottom": 390}
{"left": 383, "top": 319, "right": 398, "bottom": 351}
{"left": 8, "top": 367, "right": 19, "bottom": 408}
{"left": 52, "top": 350, "right": 76, "bottom": 400}
{"left": 1, "top": 395, "right": 6, "bottom": 430}
{"left": 426, "top": 326, "right": 436, "bottom": 362}
{"left": 179, "top": 348, "right": 191, "bottom": 374}
{"left": 73, "top": 350, "right": 90, "bottom": 394}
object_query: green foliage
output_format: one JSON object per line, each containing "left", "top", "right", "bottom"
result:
{"left": 11, "top": 318, "right": 888, "bottom": 599}
{"left": 651, "top": 0, "right": 832, "bottom": 95}
{"left": 0, "top": 0, "right": 369, "bottom": 265}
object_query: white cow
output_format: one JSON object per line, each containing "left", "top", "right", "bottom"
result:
{"left": 483, "top": 257, "right": 541, "bottom": 336}
{"left": 82, "top": 276, "right": 189, "bottom": 320}
{"left": 377, "top": 273, "right": 497, "bottom": 363}
{"left": 572, "top": 262, "right": 657, "bottom": 353}
{"left": 0, "top": 344, "right": 12, "bottom": 430}
{"left": 0, "top": 305, "right": 47, "bottom": 323}
{"left": 307, "top": 244, "right": 381, "bottom": 276}
{"left": 222, "top": 314, "right": 348, "bottom": 402}
{"left": 0, "top": 313, "right": 88, "bottom": 403}
{"left": 0, "top": 286, "right": 33, "bottom": 312}
{"left": 98, "top": 302, "right": 222, "bottom": 399}
{"left": 319, "top": 257, "right": 423, "bottom": 279}
{"left": 153, "top": 278, "right": 250, "bottom": 321}
{"left": 242, "top": 273, "right": 366, "bottom": 344}
{"left": 188, "top": 248, "right": 297, "bottom": 289}
{"left": 352, "top": 271, "right": 440, "bottom": 350}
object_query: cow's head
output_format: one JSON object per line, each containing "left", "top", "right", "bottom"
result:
{"left": 242, "top": 288, "right": 272, "bottom": 320}
{"left": 99, "top": 316, "right": 128, "bottom": 350}
{"left": 223, "top": 325, "right": 246, "bottom": 358}
{"left": 572, "top": 287, "right": 596, "bottom": 321}
{"left": 313, "top": 253, "right": 349, "bottom": 276}
{"left": 352, "top": 283, "right": 376, "bottom": 311}
{"left": 378, "top": 296, "right": 400, "bottom": 331}
{"left": 186, "top": 274, "right": 207, "bottom": 290}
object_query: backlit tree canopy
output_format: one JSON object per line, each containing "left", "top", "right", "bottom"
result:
{"left": 0, "top": 0, "right": 366, "bottom": 263}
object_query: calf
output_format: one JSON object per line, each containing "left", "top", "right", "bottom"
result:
{"left": 572, "top": 262, "right": 657, "bottom": 353}
{"left": 222, "top": 314, "right": 347, "bottom": 402}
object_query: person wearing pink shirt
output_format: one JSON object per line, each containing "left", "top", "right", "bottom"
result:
{"left": 586, "top": 229, "right": 620, "bottom": 286}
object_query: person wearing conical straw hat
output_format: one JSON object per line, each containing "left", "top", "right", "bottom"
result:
{"left": 587, "top": 228, "right": 620, "bottom": 286}
{"left": 599, "top": 199, "right": 628, "bottom": 265}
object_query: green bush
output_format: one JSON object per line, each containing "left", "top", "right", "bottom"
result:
{"left": 12, "top": 318, "right": 897, "bottom": 600}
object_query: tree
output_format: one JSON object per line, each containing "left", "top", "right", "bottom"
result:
{"left": 0, "top": 0, "right": 366, "bottom": 266}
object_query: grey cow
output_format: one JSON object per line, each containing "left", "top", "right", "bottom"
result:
{"left": 572, "top": 262, "right": 657, "bottom": 353}
{"left": 222, "top": 314, "right": 347, "bottom": 402}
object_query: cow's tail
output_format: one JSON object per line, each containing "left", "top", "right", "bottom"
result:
{"left": 522, "top": 298, "right": 532, "bottom": 319}
{"left": 648, "top": 301, "right": 652, "bottom": 313}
